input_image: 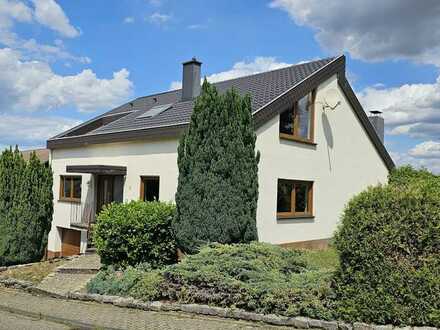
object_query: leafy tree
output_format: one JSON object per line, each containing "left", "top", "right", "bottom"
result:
{"left": 174, "top": 80, "right": 260, "bottom": 253}
{"left": 0, "top": 147, "right": 53, "bottom": 266}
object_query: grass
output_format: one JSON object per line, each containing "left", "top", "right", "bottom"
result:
{"left": 0, "top": 259, "right": 66, "bottom": 284}
{"left": 300, "top": 247, "right": 339, "bottom": 270}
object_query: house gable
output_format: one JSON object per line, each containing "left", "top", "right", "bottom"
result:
{"left": 254, "top": 73, "right": 390, "bottom": 244}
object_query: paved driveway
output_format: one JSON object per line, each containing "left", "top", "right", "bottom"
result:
{"left": 0, "top": 287, "right": 289, "bottom": 330}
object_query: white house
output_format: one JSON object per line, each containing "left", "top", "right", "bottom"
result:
{"left": 46, "top": 55, "right": 394, "bottom": 257}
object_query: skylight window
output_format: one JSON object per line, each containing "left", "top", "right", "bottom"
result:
{"left": 137, "top": 103, "right": 172, "bottom": 119}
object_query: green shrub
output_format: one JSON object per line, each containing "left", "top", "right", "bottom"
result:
{"left": 130, "top": 270, "right": 164, "bottom": 301}
{"left": 93, "top": 201, "right": 177, "bottom": 268}
{"left": 87, "top": 265, "right": 144, "bottom": 296}
{"left": 174, "top": 81, "right": 260, "bottom": 253}
{"left": 388, "top": 165, "right": 439, "bottom": 187}
{"left": 161, "top": 242, "right": 335, "bottom": 319}
{"left": 333, "top": 183, "right": 440, "bottom": 326}
{"left": 87, "top": 243, "right": 336, "bottom": 319}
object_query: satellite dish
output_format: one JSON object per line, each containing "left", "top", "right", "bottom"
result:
{"left": 323, "top": 89, "right": 341, "bottom": 111}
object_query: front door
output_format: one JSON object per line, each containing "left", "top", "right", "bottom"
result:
{"left": 96, "top": 175, "right": 124, "bottom": 215}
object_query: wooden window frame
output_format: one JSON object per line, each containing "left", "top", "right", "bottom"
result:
{"left": 140, "top": 176, "right": 160, "bottom": 202}
{"left": 277, "top": 179, "right": 314, "bottom": 219}
{"left": 279, "top": 90, "right": 316, "bottom": 145}
{"left": 59, "top": 175, "right": 82, "bottom": 203}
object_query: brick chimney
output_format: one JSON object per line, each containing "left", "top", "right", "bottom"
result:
{"left": 368, "top": 110, "right": 384, "bottom": 143}
{"left": 181, "top": 57, "right": 202, "bottom": 101}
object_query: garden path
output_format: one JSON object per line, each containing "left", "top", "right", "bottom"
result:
{"left": 36, "top": 253, "right": 101, "bottom": 296}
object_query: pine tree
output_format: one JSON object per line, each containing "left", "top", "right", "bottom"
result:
{"left": 174, "top": 80, "right": 260, "bottom": 253}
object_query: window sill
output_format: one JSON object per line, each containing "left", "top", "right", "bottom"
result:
{"left": 58, "top": 198, "right": 81, "bottom": 204}
{"left": 279, "top": 133, "right": 317, "bottom": 146}
{"left": 277, "top": 214, "right": 314, "bottom": 220}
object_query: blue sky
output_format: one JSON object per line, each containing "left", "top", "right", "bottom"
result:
{"left": 1, "top": 0, "right": 439, "bottom": 172}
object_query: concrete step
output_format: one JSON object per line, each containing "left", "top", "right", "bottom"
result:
{"left": 36, "top": 272, "right": 95, "bottom": 296}
{"left": 56, "top": 253, "right": 101, "bottom": 274}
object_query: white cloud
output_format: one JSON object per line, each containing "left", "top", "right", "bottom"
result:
{"left": 187, "top": 24, "right": 206, "bottom": 30}
{"left": 270, "top": 0, "right": 440, "bottom": 66}
{"left": 408, "top": 141, "right": 440, "bottom": 159}
{"left": 170, "top": 56, "right": 291, "bottom": 90}
{"left": 124, "top": 16, "right": 134, "bottom": 24}
{"left": 0, "top": 48, "right": 133, "bottom": 113}
{"left": 391, "top": 148, "right": 440, "bottom": 174}
{"left": 0, "top": 0, "right": 85, "bottom": 63}
{"left": 31, "top": 0, "right": 80, "bottom": 38}
{"left": 148, "top": 12, "right": 171, "bottom": 25}
{"left": 0, "top": 113, "right": 80, "bottom": 148}
{"left": 358, "top": 77, "right": 440, "bottom": 173}
{"left": 358, "top": 75, "right": 440, "bottom": 140}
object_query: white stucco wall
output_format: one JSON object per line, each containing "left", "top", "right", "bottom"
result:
{"left": 47, "top": 73, "right": 390, "bottom": 253}
{"left": 48, "top": 138, "right": 180, "bottom": 252}
{"left": 255, "top": 74, "right": 389, "bottom": 244}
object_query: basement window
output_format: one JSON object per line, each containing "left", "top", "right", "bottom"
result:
{"left": 140, "top": 176, "right": 160, "bottom": 202}
{"left": 277, "top": 179, "right": 313, "bottom": 219}
{"left": 279, "top": 90, "right": 316, "bottom": 144}
{"left": 60, "top": 176, "right": 82, "bottom": 202}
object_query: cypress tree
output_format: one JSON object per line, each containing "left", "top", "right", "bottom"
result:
{"left": 174, "top": 80, "right": 260, "bottom": 253}
{"left": 0, "top": 148, "right": 53, "bottom": 266}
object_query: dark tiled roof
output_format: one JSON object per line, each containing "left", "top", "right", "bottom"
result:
{"left": 47, "top": 55, "right": 395, "bottom": 170}
{"left": 54, "top": 57, "right": 335, "bottom": 137}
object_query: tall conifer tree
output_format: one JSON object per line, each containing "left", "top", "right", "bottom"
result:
{"left": 0, "top": 148, "right": 53, "bottom": 265}
{"left": 174, "top": 80, "right": 260, "bottom": 253}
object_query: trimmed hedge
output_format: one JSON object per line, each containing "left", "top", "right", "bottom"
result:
{"left": 333, "top": 178, "right": 440, "bottom": 326}
{"left": 93, "top": 201, "right": 177, "bottom": 268}
{"left": 388, "top": 165, "right": 439, "bottom": 187}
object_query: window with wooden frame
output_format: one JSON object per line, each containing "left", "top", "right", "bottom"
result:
{"left": 279, "top": 90, "right": 316, "bottom": 144}
{"left": 140, "top": 176, "right": 160, "bottom": 202}
{"left": 59, "top": 176, "right": 82, "bottom": 202}
{"left": 277, "top": 179, "right": 313, "bottom": 219}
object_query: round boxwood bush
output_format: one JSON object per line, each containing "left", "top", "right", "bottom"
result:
{"left": 333, "top": 181, "right": 440, "bottom": 327}
{"left": 93, "top": 201, "right": 177, "bottom": 268}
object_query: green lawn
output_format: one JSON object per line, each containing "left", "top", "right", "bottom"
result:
{"left": 300, "top": 247, "right": 339, "bottom": 271}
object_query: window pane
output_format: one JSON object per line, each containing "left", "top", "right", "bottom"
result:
{"left": 143, "top": 177, "right": 159, "bottom": 202}
{"left": 72, "top": 177, "right": 82, "bottom": 199}
{"left": 295, "top": 183, "right": 308, "bottom": 213}
{"left": 277, "top": 180, "right": 293, "bottom": 212}
{"left": 297, "top": 94, "right": 310, "bottom": 139}
{"left": 279, "top": 108, "right": 294, "bottom": 135}
{"left": 63, "top": 177, "right": 71, "bottom": 198}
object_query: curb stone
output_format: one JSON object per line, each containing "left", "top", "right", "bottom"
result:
{"left": 0, "top": 256, "right": 78, "bottom": 273}
{"left": 338, "top": 322, "right": 353, "bottom": 330}
{"left": 292, "top": 316, "right": 309, "bottom": 329}
{"left": 354, "top": 323, "right": 375, "bottom": 330}
{"left": 321, "top": 320, "right": 339, "bottom": 330}
{"left": 0, "top": 278, "right": 33, "bottom": 290}
{"left": 374, "top": 326, "right": 393, "bottom": 330}
{"left": 1, "top": 281, "right": 439, "bottom": 330}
